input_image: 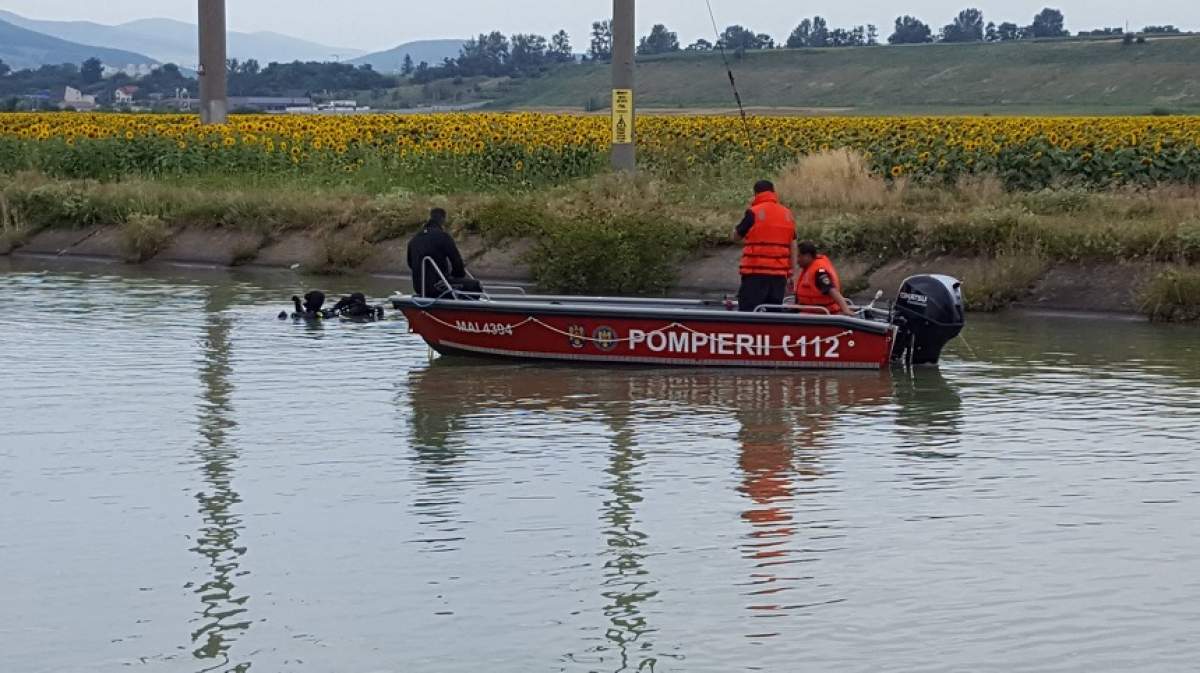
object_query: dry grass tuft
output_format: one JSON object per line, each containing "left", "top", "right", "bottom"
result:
{"left": 119, "top": 213, "right": 172, "bottom": 262}
{"left": 1140, "top": 267, "right": 1200, "bottom": 322}
{"left": 955, "top": 173, "right": 1006, "bottom": 205}
{"left": 775, "top": 149, "right": 905, "bottom": 210}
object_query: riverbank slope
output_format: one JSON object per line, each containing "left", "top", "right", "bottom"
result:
{"left": 3, "top": 171, "right": 1198, "bottom": 320}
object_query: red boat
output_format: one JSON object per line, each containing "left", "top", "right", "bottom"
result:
{"left": 393, "top": 271, "right": 965, "bottom": 370}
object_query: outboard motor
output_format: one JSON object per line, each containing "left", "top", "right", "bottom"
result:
{"left": 890, "top": 275, "right": 965, "bottom": 366}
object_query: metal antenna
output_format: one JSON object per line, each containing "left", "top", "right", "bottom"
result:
{"left": 704, "top": 0, "right": 755, "bottom": 151}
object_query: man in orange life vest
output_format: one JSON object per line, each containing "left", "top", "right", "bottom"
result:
{"left": 794, "top": 240, "right": 855, "bottom": 316}
{"left": 733, "top": 180, "right": 798, "bottom": 312}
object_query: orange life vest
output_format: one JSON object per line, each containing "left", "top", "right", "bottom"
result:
{"left": 795, "top": 255, "right": 843, "bottom": 314}
{"left": 739, "top": 192, "right": 795, "bottom": 277}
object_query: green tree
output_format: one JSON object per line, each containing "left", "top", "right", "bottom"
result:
{"left": 589, "top": 20, "right": 612, "bottom": 61}
{"left": 81, "top": 57, "right": 103, "bottom": 84}
{"left": 995, "top": 21, "right": 1022, "bottom": 41}
{"left": 867, "top": 24, "right": 880, "bottom": 45}
{"left": 809, "top": 17, "right": 830, "bottom": 47}
{"left": 686, "top": 39, "right": 713, "bottom": 51}
{"left": 637, "top": 24, "right": 680, "bottom": 55}
{"left": 0, "top": 58, "right": 10, "bottom": 77}
{"left": 942, "top": 8, "right": 985, "bottom": 42}
{"left": 402, "top": 54, "right": 414, "bottom": 76}
{"left": 888, "top": 16, "right": 934, "bottom": 44}
{"left": 1030, "top": 8, "right": 1068, "bottom": 38}
{"left": 510, "top": 33, "right": 549, "bottom": 73}
{"left": 718, "top": 25, "right": 770, "bottom": 51}
{"left": 550, "top": 30, "right": 574, "bottom": 63}
{"left": 1143, "top": 25, "right": 1181, "bottom": 34}
{"left": 786, "top": 19, "right": 812, "bottom": 48}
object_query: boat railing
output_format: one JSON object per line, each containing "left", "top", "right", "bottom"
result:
{"left": 754, "top": 303, "right": 833, "bottom": 315}
{"left": 419, "top": 257, "right": 527, "bottom": 301}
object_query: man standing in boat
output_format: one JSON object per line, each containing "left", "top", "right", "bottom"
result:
{"left": 733, "top": 180, "right": 798, "bottom": 312}
{"left": 794, "top": 241, "right": 855, "bottom": 316}
{"left": 407, "top": 207, "right": 470, "bottom": 297}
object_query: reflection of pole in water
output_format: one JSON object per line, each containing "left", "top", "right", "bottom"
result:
{"left": 597, "top": 420, "right": 658, "bottom": 672}
{"left": 188, "top": 288, "right": 251, "bottom": 672}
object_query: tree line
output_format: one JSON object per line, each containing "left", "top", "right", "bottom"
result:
{"left": 401, "top": 6, "right": 1189, "bottom": 84}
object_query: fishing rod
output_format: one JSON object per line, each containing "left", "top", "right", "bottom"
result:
{"left": 704, "top": 0, "right": 756, "bottom": 152}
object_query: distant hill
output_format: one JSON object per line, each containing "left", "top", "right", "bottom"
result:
{"left": 350, "top": 40, "right": 466, "bottom": 73}
{"left": 500, "top": 36, "right": 1200, "bottom": 115}
{"left": 0, "top": 17, "right": 157, "bottom": 71}
{"left": 0, "top": 11, "right": 364, "bottom": 68}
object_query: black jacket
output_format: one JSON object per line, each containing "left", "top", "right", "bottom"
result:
{"left": 407, "top": 223, "right": 465, "bottom": 296}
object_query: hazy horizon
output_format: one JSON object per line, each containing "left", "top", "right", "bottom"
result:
{"left": 3, "top": 0, "right": 1198, "bottom": 53}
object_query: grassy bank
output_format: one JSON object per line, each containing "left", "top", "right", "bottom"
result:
{"left": 2, "top": 153, "right": 1199, "bottom": 319}
{"left": 501, "top": 36, "right": 1200, "bottom": 114}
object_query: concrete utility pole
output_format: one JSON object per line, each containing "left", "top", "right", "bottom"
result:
{"left": 197, "top": 0, "right": 228, "bottom": 124}
{"left": 610, "top": 0, "right": 635, "bottom": 172}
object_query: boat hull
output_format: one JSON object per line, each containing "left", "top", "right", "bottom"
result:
{"left": 396, "top": 297, "right": 896, "bottom": 370}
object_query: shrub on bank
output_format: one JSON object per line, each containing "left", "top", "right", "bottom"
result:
{"left": 1141, "top": 268, "right": 1200, "bottom": 322}
{"left": 530, "top": 214, "right": 699, "bottom": 295}
{"left": 119, "top": 213, "right": 171, "bottom": 262}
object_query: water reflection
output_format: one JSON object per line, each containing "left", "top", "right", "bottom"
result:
{"left": 893, "top": 368, "right": 964, "bottom": 455}
{"left": 188, "top": 288, "right": 251, "bottom": 672}
{"left": 597, "top": 413, "right": 658, "bottom": 672}
{"left": 733, "top": 373, "right": 891, "bottom": 637}
{"left": 404, "top": 367, "right": 471, "bottom": 553}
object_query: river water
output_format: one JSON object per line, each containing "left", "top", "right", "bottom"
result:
{"left": 2, "top": 258, "right": 1199, "bottom": 673}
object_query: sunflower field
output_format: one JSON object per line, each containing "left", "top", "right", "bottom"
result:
{"left": 2, "top": 112, "right": 1200, "bottom": 189}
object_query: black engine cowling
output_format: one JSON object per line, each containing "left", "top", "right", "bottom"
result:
{"left": 890, "top": 275, "right": 965, "bottom": 365}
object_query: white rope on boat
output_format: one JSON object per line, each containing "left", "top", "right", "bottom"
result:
{"left": 416, "top": 310, "right": 856, "bottom": 352}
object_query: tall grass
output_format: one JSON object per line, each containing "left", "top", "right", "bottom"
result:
{"left": 1141, "top": 268, "right": 1200, "bottom": 322}
{"left": 775, "top": 149, "right": 906, "bottom": 210}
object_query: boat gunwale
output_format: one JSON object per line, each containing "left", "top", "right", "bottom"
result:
{"left": 392, "top": 294, "right": 896, "bottom": 336}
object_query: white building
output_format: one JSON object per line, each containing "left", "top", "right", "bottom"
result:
{"left": 60, "top": 86, "right": 97, "bottom": 110}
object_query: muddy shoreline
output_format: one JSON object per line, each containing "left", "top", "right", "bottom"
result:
{"left": 1, "top": 224, "right": 1165, "bottom": 316}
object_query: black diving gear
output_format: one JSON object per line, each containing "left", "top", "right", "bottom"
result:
{"left": 279, "top": 290, "right": 384, "bottom": 321}
{"left": 331, "top": 292, "right": 385, "bottom": 320}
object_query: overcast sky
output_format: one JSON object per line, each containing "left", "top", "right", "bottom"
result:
{"left": 5, "top": 0, "right": 1198, "bottom": 52}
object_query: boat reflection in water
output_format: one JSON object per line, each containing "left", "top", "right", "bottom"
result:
{"left": 405, "top": 360, "right": 961, "bottom": 663}
{"left": 188, "top": 289, "right": 252, "bottom": 672}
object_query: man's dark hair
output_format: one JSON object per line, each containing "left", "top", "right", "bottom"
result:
{"left": 753, "top": 179, "right": 775, "bottom": 194}
{"left": 429, "top": 207, "right": 447, "bottom": 226}
{"left": 798, "top": 241, "right": 819, "bottom": 256}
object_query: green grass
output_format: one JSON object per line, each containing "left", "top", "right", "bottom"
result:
{"left": 497, "top": 36, "right": 1200, "bottom": 115}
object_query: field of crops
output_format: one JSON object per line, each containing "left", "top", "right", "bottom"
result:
{"left": 2, "top": 112, "right": 1199, "bottom": 189}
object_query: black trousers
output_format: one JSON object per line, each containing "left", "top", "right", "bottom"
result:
{"left": 737, "top": 275, "right": 788, "bottom": 312}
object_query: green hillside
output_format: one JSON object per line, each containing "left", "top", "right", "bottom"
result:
{"left": 501, "top": 36, "right": 1200, "bottom": 115}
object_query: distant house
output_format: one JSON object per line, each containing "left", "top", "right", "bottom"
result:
{"left": 59, "top": 86, "right": 97, "bottom": 111}
{"left": 114, "top": 85, "right": 139, "bottom": 106}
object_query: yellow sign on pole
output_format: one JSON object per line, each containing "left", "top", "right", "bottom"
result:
{"left": 611, "top": 89, "right": 633, "bottom": 145}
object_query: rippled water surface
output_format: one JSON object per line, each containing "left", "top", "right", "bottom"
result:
{"left": 2, "top": 258, "right": 1199, "bottom": 673}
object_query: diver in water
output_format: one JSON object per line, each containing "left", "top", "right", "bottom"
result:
{"left": 331, "top": 292, "right": 385, "bottom": 320}
{"left": 280, "top": 290, "right": 328, "bottom": 320}
{"left": 279, "top": 290, "right": 385, "bottom": 320}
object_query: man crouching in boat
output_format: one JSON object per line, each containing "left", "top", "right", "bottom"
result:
{"left": 733, "top": 180, "right": 797, "bottom": 312}
{"left": 407, "top": 207, "right": 479, "bottom": 298}
{"left": 794, "top": 241, "right": 855, "bottom": 316}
